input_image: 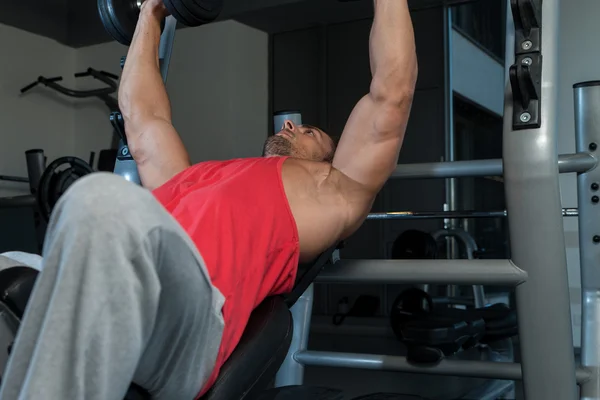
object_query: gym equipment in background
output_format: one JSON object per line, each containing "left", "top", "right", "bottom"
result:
{"left": 21, "top": 68, "right": 120, "bottom": 113}
{"left": 388, "top": 230, "right": 516, "bottom": 399}
{"left": 20, "top": 68, "right": 123, "bottom": 150}
{"left": 36, "top": 157, "right": 95, "bottom": 222}
{"left": 0, "top": 150, "right": 95, "bottom": 223}
{"left": 274, "top": 111, "right": 302, "bottom": 134}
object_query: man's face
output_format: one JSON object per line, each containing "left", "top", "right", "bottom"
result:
{"left": 262, "top": 121, "right": 336, "bottom": 162}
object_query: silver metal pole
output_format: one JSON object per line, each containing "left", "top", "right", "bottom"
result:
{"left": 443, "top": 6, "right": 458, "bottom": 263}
{"left": 158, "top": 16, "right": 177, "bottom": 83}
{"left": 574, "top": 81, "right": 600, "bottom": 400}
{"left": 369, "top": 210, "right": 507, "bottom": 220}
{"left": 315, "top": 259, "right": 526, "bottom": 286}
{"left": 503, "top": 0, "right": 578, "bottom": 398}
{"left": 432, "top": 229, "right": 486, "bottom": 308}
{"left": 559, "top": 152, "right": 599, "bottom": 174}
{"left": 391, "top": 152, "right": 595, "bottom": 179}
{"left": 294, "top": 351, "right": 592, "bottom": 384}
{"left": 366, "top": 207, "right": 578, "bottom": 220}
{"left": 393, "top": 158, "right": 503, "bottom": 179}
{"left": 274, "top": 285, "right": 314, "bottom": 386}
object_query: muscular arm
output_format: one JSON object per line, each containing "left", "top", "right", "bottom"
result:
{"left": 119, "top": 2, "right": 190, "bottom": 190}
{"left": 331, "top": 0, "right": 417, "bottom": 235}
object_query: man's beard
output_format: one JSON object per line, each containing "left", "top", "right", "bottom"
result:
{"left": 262, "top": 135, "right": 293, "bottom": 157}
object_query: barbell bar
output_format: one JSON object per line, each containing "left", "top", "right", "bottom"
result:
{"left": 367, "top": 208, "right": 579, "bottom": 220}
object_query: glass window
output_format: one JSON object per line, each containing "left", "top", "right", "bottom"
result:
{"left": 452, "top": 0, "right": 507, "bottom": 62}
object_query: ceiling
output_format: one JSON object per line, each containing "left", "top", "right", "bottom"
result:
{"left": 0, "top": 0, "right": 476, "bottom": 48}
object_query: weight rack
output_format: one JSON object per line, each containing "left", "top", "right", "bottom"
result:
{"left": 273, "top": 0, "right": 600, "bottom": 399}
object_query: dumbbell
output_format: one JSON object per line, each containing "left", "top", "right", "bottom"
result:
{"left": 98, "top": 0, "right": 223, "bottom": 46}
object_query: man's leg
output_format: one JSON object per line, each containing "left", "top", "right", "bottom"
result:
{"left": 0, "top": 173, "right": 225, "bottom": 400}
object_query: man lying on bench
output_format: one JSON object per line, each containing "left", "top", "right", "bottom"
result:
{"left": 0, "top": 0, "right": 417, "bottom": 399}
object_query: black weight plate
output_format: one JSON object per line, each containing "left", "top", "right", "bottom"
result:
{"left": 168, "top": 0, "right": 223, "bottom": 26}
{"left": 98, "top": 0, "right": 132, "bottom": 45}
{"left": 183, "top": 0, "right": 223, "bottom": 24}
{"left": 163, "top": 0, "right": 199, "bottom": 27}
{"left": 98, "top": 0, "right": 124, "bottom": 44}
{"left": 37, "top": 157, "right": 94, "bottom": 222}
{"left": 98, "top": 0, "right": 140, "bottom": 45}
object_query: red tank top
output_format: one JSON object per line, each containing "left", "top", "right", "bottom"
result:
{"left": 152, "top": 156, "right": 300, "bottom": 398}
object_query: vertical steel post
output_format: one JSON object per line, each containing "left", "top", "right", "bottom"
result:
{"left": 574, "top": 81, "right": 600, "bottom": 400}
{"left": 443, "top": 7, "right": 459, "bottom": 302}
{"left": 503, "top": 0, "right": 578, "bottom": 399}
{"left": 274, "top": 285, "right": 314, "bottom": 386}
{"left": 158, "top": 16, "right": 178, "bottom": 83}
{"left": 431, "top": 228, "right": 486, "bottom": 308}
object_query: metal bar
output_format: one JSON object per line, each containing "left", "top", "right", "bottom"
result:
{"left": 25, "top": 149, "right": 45, "bottom": 194}
{"left": 315, "top": 259, "right": 526, "bottom": 286}
{"left": 368, "top": 210, "right": 507, "bottom": 219}
{"left": 432, "top": 228, "right": 485, "bottom": 308}
{"left": 559, "top": 152, "right": 599, "bottom": 174}
{"left": 443, "top": 5, "right": 458, "bottom": 262}
{"left": 0, "top": 195, "right": 37, "bottom": 209}
{"left": 294, "top": 351, "right": 591, "bottom": 384}
{"left": 367, "top": 207, "right": 579, "bottom": 220}
{"left": 503, "top": 0, "right": 578, "bottom": 398}
{"left": 0, "top": 176, "right": 28, "bottom": 184}
{"left": 391, "top": 153, "right": 596, "bottom": 179}
{"left": 275, "top": 285, "right": 314, "bottom": 386}
{"left": 393, "top": 158, "right": 502, "bottom": 179}
{"left": 158, "top": 16, "right": 177, "bottom": 83}
{"left": 574, "top": 81, "right": 600, "bottom": 400}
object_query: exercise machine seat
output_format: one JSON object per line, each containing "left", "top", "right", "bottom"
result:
{"left": 200, "top": 296, "right": 293, "bottom": 400}
{"left": 0, "top": 267, "right": 294, "bottom": 400}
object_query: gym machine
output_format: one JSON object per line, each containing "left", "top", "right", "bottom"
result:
{"left": 0, "top": 152, "right": 95, "bottom": 221}
{"left": 0, "top": 151, "right": 94, "bottom": 251}
{"left": 274, "top": 1, "right": 596, "bottom": 400}
{"left": 20, "top": 68, "right": 120, "bottom": 113}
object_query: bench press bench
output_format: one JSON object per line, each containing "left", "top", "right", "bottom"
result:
{"left": 0, "top": 247, "right": 342, "bottom": 400}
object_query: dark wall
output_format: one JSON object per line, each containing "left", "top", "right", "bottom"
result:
{"left": 0, "top": 0, "right": 315, "bottom": 48}
{"left": 272, "top": 8, "right": 448, "bottom": 315}
{"left": 0, "top": 0, "right": 69, "bottom": 45}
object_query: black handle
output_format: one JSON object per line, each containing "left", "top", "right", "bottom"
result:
{"left": 20, "top": 76, "right": 63, "bottom": 93}
{"left": 100, "top": 71, "right": 120, "bottom": 80}
{"left": 74, "top": 69, "right": 92, "bottom": 78}
{"left": 44, "top": 76, "right": 63, "bottom": 83}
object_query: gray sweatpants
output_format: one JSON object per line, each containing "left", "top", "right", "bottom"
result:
{"left": 0, "top": 173, "right": 225, "bottom": 400}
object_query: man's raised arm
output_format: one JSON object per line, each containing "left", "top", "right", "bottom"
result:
{"left": 332, "top": 0, "right": 417, "bottom": 203}
{"left": 119, "top": 0, "right": 191, "bottom": 190}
